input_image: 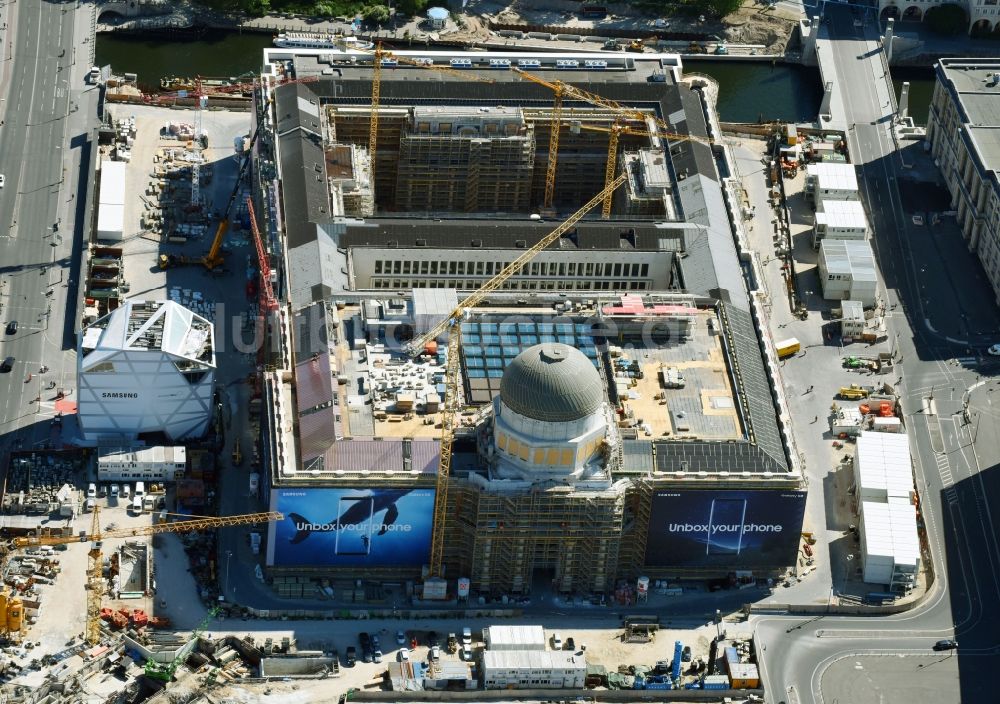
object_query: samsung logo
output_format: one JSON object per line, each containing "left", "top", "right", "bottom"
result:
{"left": 102, "top": 392, "right": 138, "bottom": 399}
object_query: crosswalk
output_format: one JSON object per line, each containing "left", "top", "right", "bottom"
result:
{"left": 944, "top": 486, "right": 959, "bottom": 505}
{"left": 936, "top": 454, "right": 954, "bottom": 490}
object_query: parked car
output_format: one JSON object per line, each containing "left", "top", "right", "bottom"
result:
{"left": 396, "top": 630, "right": 406, "bottom": 646}
{"left": 566, "top": 637, "right": 575, "bottom": 651}
{"left": 373, "top": 648, "right": 383, "bottom": 663}
{"left": 427, "top": 631, "right": 440, "bottom": 647}
{"left": 551, "top": 633, "right": 563, "bottom": 650}
{"left": 345, "top": 646, "right": 357, "bottom": 666}
{"left": 121, "top": 484, "right": 130, "bottom": 500}
{"left": 429, "top": 645, "right": 440, "bottom": 661}
{"left": 5, "top": 321, "right": 16, "bottom": 335}
{"left": 682, "top": 645, "right": 692, "bottom": 662}
{"left": 359, "top": 632, "right": 370, "bottom": 649}
{"left": 461, "top": 644, "right": 472, "bottom": 661}
{"left": 398, "top": 647, "right": 410, "bottom": 662}
{"left": 462, "top": 627, "right": 472, "bottom": 645}
{"left": 362, "top": 649, "right": 372, "bottom": 664}
{"left": 86, "top": 483, "right": 97, "bottom": 499}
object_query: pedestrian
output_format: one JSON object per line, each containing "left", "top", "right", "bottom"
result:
{"left": 811, "top": 416, "right": 818, "bottom": 424}
{"left": 807, "top": 385, "right": 814, "bottom": 393}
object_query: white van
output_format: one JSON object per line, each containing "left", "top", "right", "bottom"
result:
{"left": 134, "top": 482, "right": 145, "bottom": 499}
{"left": 85, "top": 498, "right": 95, "bottom": 513}
{"left": 121, "top": 484, "right": 130, "bottom": 500}
{"left": 86, "top": 483, "right": 97, "bottom": 499}
{"left": 131, "top": 495, "right": 142, "bottom": 514}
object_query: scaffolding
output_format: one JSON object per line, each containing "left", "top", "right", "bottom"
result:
{"left": 325, "top": 104, "right": 654, "bottom": 215}
{"left": 454, "top": 483, "right": 625, "bottom": 596}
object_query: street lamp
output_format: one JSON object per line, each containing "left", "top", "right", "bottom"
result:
{"left": 224, "top": 550, "right": 233, "bottom": 599}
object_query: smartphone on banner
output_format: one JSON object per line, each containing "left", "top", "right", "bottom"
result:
{"left": 706, "top": 498, "right": 748, "bottom": 555}
{"left": 335, "top": 496, "right": 374, "bottom": 556}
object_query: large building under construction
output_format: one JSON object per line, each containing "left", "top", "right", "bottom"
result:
{"left": 252, "top": 48, "right": 805, "bottom": 598}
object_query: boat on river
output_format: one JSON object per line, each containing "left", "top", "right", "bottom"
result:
{"left": 273, "top": 32, "right": 374, "bottom": 50}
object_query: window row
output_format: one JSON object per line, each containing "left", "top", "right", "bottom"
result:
{"left": 374, "top": 259, "right": 650, "bottom": 278}
{"left": 370, "top": 278, "right": 648, "bottom": 291}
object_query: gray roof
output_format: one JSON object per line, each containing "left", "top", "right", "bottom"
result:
{"left": 653, "top": 440, "right": 786, "bottom": 474}
{"left": 499, "top": 343, "right": 604, "bottom": 423}
{"left": 339, "top": 218, "right": 686, "bottom": 252}
{"left": 719, "top": 302, "right": 788, "bottom": 470}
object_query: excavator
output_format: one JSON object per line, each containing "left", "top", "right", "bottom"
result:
{"left": 158, "top": 123, "right": 261, "bottom": 271}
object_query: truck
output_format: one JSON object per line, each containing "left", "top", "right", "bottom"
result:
{"left": 775, "top": 337, "right": 801, "bottom": 359}
{"left": 838, "top": 384, "right": 871, "bottom": 400}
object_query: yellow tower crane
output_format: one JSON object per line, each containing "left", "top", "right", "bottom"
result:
{"left": 572, "top": 121, "right": 660, "bottom": 219}
{"left": 513, "top": 68, "right": 715, "bottom": 211}
{"left": 406, "top": 172, "right": 629, "bottom": 578}
{"left": 366, "top": 45, "right": 496, "bottom": 193}
{"left": 11, "top": 510, "right": 283, "bottom": 645}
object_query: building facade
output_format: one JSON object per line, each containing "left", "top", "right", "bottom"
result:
{"left": 97, "top": 446, "right": 187, "bottom": 482}
{"left": 482, "top": 651, "right": 587, "bottom": 689}
{"left": 818, "top": 238, "right": 878, "bottom": 306}
{"left": 77, "top": 300, "right": 216, "bottom": 442}
{"left": 878, "top": 0, "right": 1000, "bottom": 35}
{"left": 926, "top": 58, "right": 1000, "bottom": 305}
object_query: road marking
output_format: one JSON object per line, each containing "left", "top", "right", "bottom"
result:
{"left": 936, "top": 454, "right": 954, "bottom": 489}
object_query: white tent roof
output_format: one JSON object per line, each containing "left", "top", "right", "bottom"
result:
{"left": 856, "top": 432, "right": 913, "bottom": 498}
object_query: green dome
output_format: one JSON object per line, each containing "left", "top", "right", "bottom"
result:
{"left": 499, "top": 343, "right": 604, "bottom": 423}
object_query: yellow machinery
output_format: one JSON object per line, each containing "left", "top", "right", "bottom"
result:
{"left": 366, "top": 44, "right": 496, "bottom": 192}
{"left": 573, "top": 121, "right": 659, "bottom": 218}
{"left": 10, "top": 509, "right": 282, "bottom": 644}
{"left": 158, "top": 123, "right": 262, "bottom": 271}
{"left": 406, "top": 173, "right": 628, "bottom": 578}
{"left": 513, "top": 68, "right": 715, "bottom": 210}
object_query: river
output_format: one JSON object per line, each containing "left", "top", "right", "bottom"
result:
{"left": 95, "top": 31, "right": 936, "bottom": 124}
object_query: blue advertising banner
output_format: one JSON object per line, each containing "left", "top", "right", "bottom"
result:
{"left": 270, "top": 488, "right": 435, "bottom": 567}
{"left": 644, "top": 489, "right": 807, "bottom": 568}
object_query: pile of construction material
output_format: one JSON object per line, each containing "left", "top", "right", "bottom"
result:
{"left": 112, "top": 115, "right": 136, "bottom": 162}
{"left": 143, "top": 146, "right": 214, "bottom": 242}
{"left": 2, "top": 453, "right": 86, "bottom": 515}
{"left": 99, "top": 607, "right": 170, "bottom": 632}
{"left": 162, "top": 121, "right": 201, "bottom": 142}
{"left": 168, "top": 286, "right": 216, "bottom": 323}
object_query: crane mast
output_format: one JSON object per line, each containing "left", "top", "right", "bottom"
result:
{"left": 420, "top": 173, "right": 628, "bottom": 578}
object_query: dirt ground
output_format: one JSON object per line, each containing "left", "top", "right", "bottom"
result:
{"left": 461, "top": 0, "right": 801, "bottom": 55}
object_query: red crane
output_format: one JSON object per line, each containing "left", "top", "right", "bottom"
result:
{"left": 246, "top": 196, "right": 278, "bottom": 313}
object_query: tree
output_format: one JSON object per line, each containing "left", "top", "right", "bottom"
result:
{"left": 925, "top": 4, "right": 967, "bottom": 36}
{"left": 397, "top": 0, "right": 429, "bottom": 16}
{"left": 704, "top": 0, "right": 743, "bottom": 17}
{"left": 361, "top": 4, "right": 391, "bottom": 24}
{"left": 246, "top": 0, "right": 271, "bottom": 16}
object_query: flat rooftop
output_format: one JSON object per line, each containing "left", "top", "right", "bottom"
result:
{"left": 937, "top": 59, "right": 1000, "bottom": 170}
{"left": 281, "top": 294, "right": 790, "bottom": 482}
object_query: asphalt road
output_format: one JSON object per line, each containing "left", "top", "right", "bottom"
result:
{"left": 755, "top": 5, "right": 1000, "bottom": 704}
{"left": 0, "top": 2, "right": 98, "bottom": 456}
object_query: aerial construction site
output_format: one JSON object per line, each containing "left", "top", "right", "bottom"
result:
{"left": 254, "top": 45, "right": 805, "bottom": 598}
